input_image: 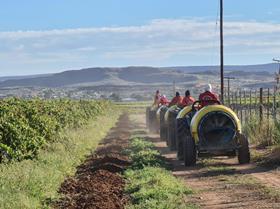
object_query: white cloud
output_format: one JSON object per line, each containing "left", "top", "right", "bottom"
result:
{"left": 0, "top": 18, "right": 280, "bottom": 75}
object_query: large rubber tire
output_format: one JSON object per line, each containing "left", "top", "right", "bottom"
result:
{"left": 160, "top": 109, "right": 167, "bottom": 141}
{"left": 167, "top": 116, "right": 177, "bottom": 150}
{"left": 183, "top": 132, "right": 197, "bottom": 166}
{"left": 176, "top": 118, "right": 189, "bottom": 160}
{"left": 149, "top": 109, "right": 158, "bottom": 134}
{"left": 149, "top": 110, "right": 155, "bottom": 133}
{"left": 238, "top": 134, "right": 250, "bottom": 164}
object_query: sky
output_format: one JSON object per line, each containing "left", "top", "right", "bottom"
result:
{"left": 0, "top": 0, "right": 280, "bottom": 76}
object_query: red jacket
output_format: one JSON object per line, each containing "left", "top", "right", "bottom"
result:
{"left": 159, "top": 96, "right": 169, "bottom": 105}
{"left": 169, "top": 96, "right": 183, "bottom": 107}
{"left": 181, "top": 96, "right": 195, "bottom": 107}
{"left": 199, "top": 91, "right": 219, "bottom": 107}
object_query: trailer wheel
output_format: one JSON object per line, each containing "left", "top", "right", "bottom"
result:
{"left": 149, "top": 109, "right": 157, "bottom": 133}
{"left": 167, "top": 117, "right": 177, "bottom": 150}
{"left": 238, "top": 134, "right": 250, "bottom": 164}
{"left": 176, "top": 118, "right": 189, "bottom": 160}
{"left": 160, "top": 110, "right": 167, "bottom": 141}
{"left": 183, "top": 133, "right": 196, "bottom": 166}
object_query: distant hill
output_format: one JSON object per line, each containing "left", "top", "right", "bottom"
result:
{"left": 0, "top": 63, "right": 277, "bottom": 88}
{"left": 167, "top": 63, "right": 278, "bottom": 73}
{"left": 0, "top": 74, "right": 52, "bottom": 82}
{"left": 0, "top": 67, "right": 197, "bottom": 88}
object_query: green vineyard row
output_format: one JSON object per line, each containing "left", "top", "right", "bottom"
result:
{"left": 0, "top": 98, "right": 110, "bottom": 161}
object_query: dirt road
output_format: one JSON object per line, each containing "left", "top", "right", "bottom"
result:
{"left": 55, "top": 114, "right": 132, "bottom": 209}
{"left": 54, "top": 111, "right": 279, "bottom": 209}
{"left": 132, "top": 113, "right": 280, "bottom": 209}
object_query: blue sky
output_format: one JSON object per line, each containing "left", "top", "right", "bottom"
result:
{"left": 0, "top": 0, "right": 280, "bottom": 76}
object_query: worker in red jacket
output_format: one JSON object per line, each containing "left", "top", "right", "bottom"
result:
{"left": 181, "top": 90, "right": 195, "bottom": 107}
{"left": 199, "top": 84, "right": 219, "bottom": 107}
{"left": 169, "top": 92, "right": 183, "bottom": 107}
{"left": 159, "top": 95, "right": 169, "bottom": 106}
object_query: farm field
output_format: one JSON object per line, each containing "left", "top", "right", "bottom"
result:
{"left": 0, "top": 101, "right": 279, "bottom": 209}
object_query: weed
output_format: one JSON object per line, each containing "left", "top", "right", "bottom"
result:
{"left": 243, "top": 115, "right": 280, "bottom": 147}
{"left": 125, "top": 167, "right": 195, "bottom": 209}
{"left": 124, "top": 137, "right": 195, "bottom": 209}
{"left": 124, "top": 138, "right": 165, "bottom": 169}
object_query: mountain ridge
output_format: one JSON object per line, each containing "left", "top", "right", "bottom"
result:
{"left": 0, "top": 63, "right": 277, "bottom": 88}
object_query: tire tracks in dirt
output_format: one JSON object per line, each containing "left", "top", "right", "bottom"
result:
{"left": 54, "top": 114, "right": 132, "bottom": 209}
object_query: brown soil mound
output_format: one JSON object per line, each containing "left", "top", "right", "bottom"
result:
{"left": 77, "top": 155, "right": 131, "bottom": 174}
{"left": 57, "top": 170, "right": 126, "bottom": 209}
{"left": 54, "top": 114, "right": 132, "bottom": 209}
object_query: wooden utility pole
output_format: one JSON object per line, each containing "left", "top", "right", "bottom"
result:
{"left": 220, "top": 0, "right": 224, "bottom": 103}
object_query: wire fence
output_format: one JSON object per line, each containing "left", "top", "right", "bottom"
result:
{"left": 224, "top": 87, "right": 280, "bottom": 125}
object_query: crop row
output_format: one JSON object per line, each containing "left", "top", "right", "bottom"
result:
{"left": 0, "top": 98, "right": 110, "bottom": 161}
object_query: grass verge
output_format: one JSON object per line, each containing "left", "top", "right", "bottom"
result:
{"left": 243, "top": 115, "right": 280, "bottom": 146}
{"left": 124, "top": 138, "right": 195, "bottom": 209}
{"left": 0, "top": 109, "right": 121, "bottom": 209}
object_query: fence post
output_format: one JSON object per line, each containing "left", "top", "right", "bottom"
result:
{"left": 240, "top": 90, "right": 243, "bottom": 123}
{"left": 255, "top": 89, "right": 258, "bottom": 115}
{"left": 249, "top": 90, "right": 252, "bottom": 117}
{"left": 260, "top": 88, "right": 263, "bottom": 121}
{"left": 231, "top": 92, "right": 234, "bottom": 109}
{"left": 273, "top": 87, "right": 276, "bottom": 120}
{"left": 235, "top": 91, "right": 238, "bottom": 115}
{"left": 244, "top": 90, "right": 247, "bottom": 120}
{"left": 267, "top": 88, "right": 270, "bottom": 120}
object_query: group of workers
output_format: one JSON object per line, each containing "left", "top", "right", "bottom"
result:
{"left": 153, "top": 84, "right": 219, "bottom": 108}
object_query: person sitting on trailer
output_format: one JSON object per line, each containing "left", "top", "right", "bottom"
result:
{"left": 199, "top": 84, "right": 220, "bottom": 107}
{"left": 153, "top": 90, "right": 161, "bottom": 106}
{"left": 181, "top": 90, "right": 195, "bottom": 107}
{"left": 159, "top": 95, "right": 169, "bottom": 106}
{"left": 169, "top": 92, "right": 183, "bottom": 107}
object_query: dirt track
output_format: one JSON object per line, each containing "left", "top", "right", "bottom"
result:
{"left": 55, "top": 114, "right": 132, "bottom": 209}
{"left": 54, "top": 112, "right": 279, "bottom": 209}
{"left": 132, "top": 113, "right": 280, "bottom": 209}
{"left": 156, "top": 144, "right": 280, "bottom": 209}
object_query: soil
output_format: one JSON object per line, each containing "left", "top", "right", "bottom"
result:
{"left": 54, "top": 114, "right": 132, "bottom": 209}
{"left": 54, "top": 111, "right": 280, "bottom": 209}
{"left": 134, "top": 113, "right": 280, "bottom": 209}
